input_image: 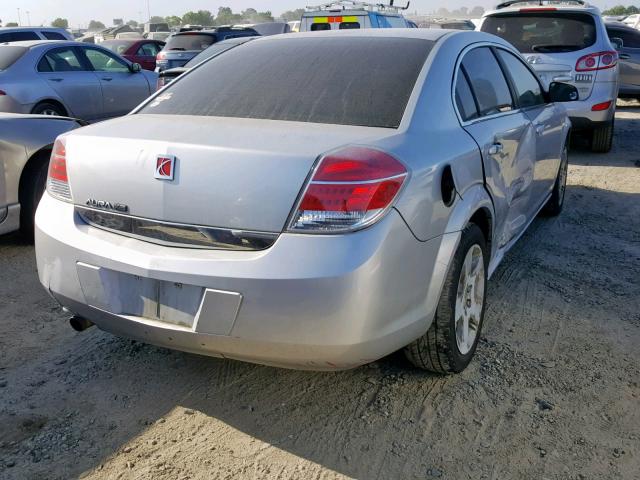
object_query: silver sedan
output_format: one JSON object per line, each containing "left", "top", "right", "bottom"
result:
{"left": 35, "top": 30, "right": 575, "bottom": 373}
{"left": 0, "top": 41, "right": 157, "bottom": 121}
{"left": 0, "top": 113, "right": 82, "bottom": 237}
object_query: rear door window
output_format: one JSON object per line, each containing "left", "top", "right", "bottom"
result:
{"left": 462, "top": 47, "right": 514, "bottom": 116}
{"left": 311, "top": 23, "right": 331, "bottom": 31}
{"left": 0, "top": 31, "right": 40, "bottom": 42}
{"left": 339, "top": 22, "right": 360, "bottom": 29}
{"left": 139, "top": 37, "right": 434, "bottom": 128}
{"left": 137, "top": 42, "right": 161, "bottom": 56}
{"left": 607, "top": 27, "right": 640, "bottom": 48}
{"left": 481, "top": 12, "right": 596, "bottom": 53}
{"left": 42, "top": 31, "right": 67, "bottom": 40}
{"left": 455, "top": 70, "right": 479, "bottom": 121}
{"left": 38, "top": 47, "right": 85, "bottom": 72}
{"left": 496, "top": 49, "right": 546, "bottom": 108}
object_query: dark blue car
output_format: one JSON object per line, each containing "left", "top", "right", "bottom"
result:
{"left": 155, "top": 27, "right": 258, "bottom": 72}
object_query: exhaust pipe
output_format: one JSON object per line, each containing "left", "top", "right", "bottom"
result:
{"left": 69, "top": 316, "right": 95, "bottom": 332}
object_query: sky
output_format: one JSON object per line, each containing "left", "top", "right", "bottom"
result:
{"left": 0, "top": 0, "right": 614, "bottom": 28}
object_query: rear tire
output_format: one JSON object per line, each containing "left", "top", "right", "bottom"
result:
{"left": 31, "top": 102, "right": 66, "bottom": 117}
{"left": 542, "top": 143, "right": 568, "bottom": 217}
{"left": 590, "top": 119, "right": 614, "bottom": 153}
{"left": 19, "top": 156, "right": 49, "bottom": 240}
{"left": 404, "top": 223, "right": 488, "bottom": 374}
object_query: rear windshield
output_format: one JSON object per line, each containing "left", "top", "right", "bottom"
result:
{"left": 139, "top": 37, "right": 433, "bottom": 128}
{"left": 0, "top": 46, "right": 27, "bottom": 70}
{"left": 164, "top": 34, "right": 216, "bottom": 51}
{"left": 481, "top": 12, "right": 596, "bottom": 53}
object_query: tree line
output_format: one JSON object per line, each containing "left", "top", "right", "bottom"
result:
{"left": 602, "top": 5, "right": 640, "bottom": 15}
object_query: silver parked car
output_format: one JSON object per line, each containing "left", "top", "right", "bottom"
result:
{"left": 0, "top": 41, "right": 157, "bottom": 121}
{"left": 0, "top": 113, "right": 83, "bottom": 237}
{"left": 606, "top": 22, "right": 640, "bottom": 98}
{"left": 35, "top": 30, "right": 575, "bottom": 373}
{"left": 480, "top": 0, "right": 619, "bottom": 152}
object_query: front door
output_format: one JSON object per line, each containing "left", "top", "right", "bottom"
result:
{"left": 80, "top": 47, "right": 150, "bottom": 119}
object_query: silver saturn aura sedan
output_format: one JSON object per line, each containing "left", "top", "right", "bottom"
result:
{"left": 35, "top": 30, "right": 576, "bottom": 373}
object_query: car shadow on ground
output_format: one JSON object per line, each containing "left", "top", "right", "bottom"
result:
{"left": 2, "top": 181, "right": 639, "bottom": 479}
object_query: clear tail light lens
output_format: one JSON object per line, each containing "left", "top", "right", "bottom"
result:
{"left": 47, "top": 138, "right": 73, "bottom": 202}
{"left": 288, "top": 147, "right": 407, "bottom": 233}
{"left": 575, "top": 51, "right": 618, "bottom": 72}
{"left": 156, "top": 76, "right": 166, "bottom": 91}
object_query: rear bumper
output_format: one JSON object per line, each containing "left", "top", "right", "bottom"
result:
{"left": 35, "top": 193, "right": 453, "bottom": 370}
{"left": 0, "top": 204, "right": 20, "bottom": 236}
{"left": 0, "top": 95, "right": 32, "bottom": 114}
{"left": 563, "top": 81, "right": 617, "bottom": 126}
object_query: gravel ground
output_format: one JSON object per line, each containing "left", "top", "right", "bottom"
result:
{"left": 0, "top": 102, "right": 639, "bottom": 480}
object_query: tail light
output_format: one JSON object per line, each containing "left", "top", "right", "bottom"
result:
{"left": 575, "top": 51, "right": 617, "bottom": 72}
{"left": 156, "top": 51, "right": 166, "bottom": 61}
{"left": 288, "top": 147, "right": 407, "bottom": 233}
{"left": 591, "top": 100, "right": 612, "bottom": 111}
{"left": 47, "top": 138, "right": 73, "bottom": 202}
{"left": 156, "top": 76, "right": 166, "bottom": 91}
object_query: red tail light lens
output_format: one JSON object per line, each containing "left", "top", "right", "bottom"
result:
{"left": 575, "top": 51, "right": 618, "bottom": 72}
{"left": 47, "top": 138, "right": 73, "bottom": 201}
{"left": 591, "top": 100, "right": 612, "bottom": 111}
{"left": 156, "top": 51, "right": 166, "bottom": 60}
{"left": 288, "top": 147, "right": 407, "bottom": 233}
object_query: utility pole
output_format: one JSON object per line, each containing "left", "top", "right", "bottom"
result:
{"left": 146, "top": 0, "right": 151, "bottom": 21}
{"left": 17, "top": 8, "right": 21, "bottom": 26}
{"left": 26, "top": 11, "right": 31, "bottom": 25}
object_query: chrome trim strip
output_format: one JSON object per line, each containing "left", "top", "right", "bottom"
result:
{"left": 75, "top": 206, "right": 279, "bottom": 251}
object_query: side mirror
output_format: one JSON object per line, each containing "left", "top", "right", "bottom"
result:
{"left": 129, "top": 62, "right": 142, "bottom": 73}
{"left": 548, "top": 82, "right": 579, "bottom": 103}
{"left": 610, "top": 37, "right": 623, "bottom": 51}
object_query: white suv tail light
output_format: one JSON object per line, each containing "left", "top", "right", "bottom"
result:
{"left": 47, "top": 138, "right": 73, "bottom": 201}
{"left": 575, "top": 51, "right": 617, "bottom": 72}
{"left": 288, "top": 147, "right": 407, "bottom": 233}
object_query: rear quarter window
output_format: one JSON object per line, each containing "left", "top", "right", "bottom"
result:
{"left": 0, "top": 31, "right": 40, "bottom": 42}
{"left": 43, "top": 31, "right": 67, "bottom": 40}
{"left": 481, "top": 12, "right": 597, "bottom": 53}
{"left": 139, "top": 37, "right": 434, "bottom": 128}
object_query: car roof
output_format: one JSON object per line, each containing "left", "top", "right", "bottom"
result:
{"left": 173, "top": 27, "right": 256, "bottom": 36}
{"left": 265, "top": 28, "right": 454, "bottom": 41}
{"left": 605, "top": 21, "right": 639, "bottom": 31}
{"left": 0, "top": 26, "right": 67, "bottom": 32}
{"left": 484, "top": 0, "right": 601, "bottom": 16}
{"left": 0, "top": 40, "right": 79, "bottom": 49}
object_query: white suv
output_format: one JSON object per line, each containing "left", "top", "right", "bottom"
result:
{"left": 481, "top": 0, "right": 619, "bottom": 152}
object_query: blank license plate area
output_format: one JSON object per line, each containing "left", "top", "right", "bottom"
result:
{"left": 76, "top": 263, "right": 204, "bottom": 328}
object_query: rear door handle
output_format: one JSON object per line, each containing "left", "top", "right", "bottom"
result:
{"left": 619, "top": 54, "right": 631, "bottom": 60}
{"left": 535, "top": 123, "right": 547, "bottom": 135}
{"left": 48, "top": 78, "right": 63, "bottom": 82}
{"left": 101, "top": 77, "right": 113, "bottom": 81}
{"left": 488, "top": 143, "right": 503, "bottom": 155}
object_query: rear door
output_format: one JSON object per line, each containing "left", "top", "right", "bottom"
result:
{"left": 80, "top": 46, "right": 150, "bottom": 118}
{"left": 607, "top": 26, "right": 640, "bottom": 92}
{"left": 135, "top": 41, "right": 163, "bottom": 71}
{"left": 456, "top": 46, "right": 537, "bottom": 249}
{"left": 496, "top": 47, "right": 565, "bottom": 206}
{"left": 36, "top": 46, "right": 103, "bottom": 120}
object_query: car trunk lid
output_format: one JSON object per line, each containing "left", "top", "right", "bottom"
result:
{"left": 65, "top": 114, "right": 396, "bottom": 234}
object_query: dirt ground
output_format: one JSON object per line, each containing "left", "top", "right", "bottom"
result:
{"left": 1, "top": 102, "right": 639, "bottom": 480}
